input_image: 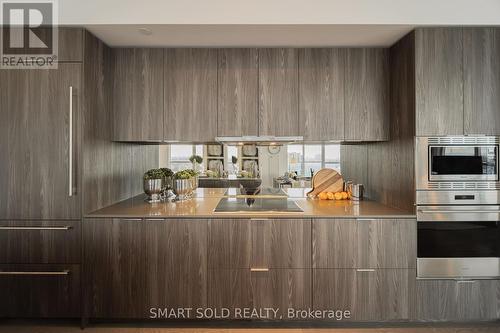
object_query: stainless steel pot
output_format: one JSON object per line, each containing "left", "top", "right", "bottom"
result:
{"left": 144, "top": 178, "right": 164, "bottom": 202}
{"left": 173, "top": 178, "right": 195, "bottom": 200}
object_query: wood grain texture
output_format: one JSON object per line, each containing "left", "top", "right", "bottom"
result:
{"left": 112, "top": 48, "right": 164, "bottom": 141}
{"left": 208, "top": 218, "right": 311, "bottom": 269}
{"left": 251, "top": 219, "right": 311, "bottom": 269}
{"left": 312, "top": 219, "right": 416, "bottom": 269}
{"left": 345, "top": 48, "right": 389, "bottom": 141}
{"left": 259, "top": 48, "right": 299, "bottom": 136}
{"left": 414, "top": 279, "right": 500, "bottom": 321}
{"left": 0, "top": 220, "right": 80, "bottom": 264}
{"left": 217, "top": 49, "right": 259, "bottom": 136}
{"left": 0, "top": 264, "right": 80, "bottom": 318}
{"left": 307, "top": 168, "right": 344, "bottom": 197}
{"left": 208, "top": 269, "right": 311, "bottom": 318}
{"left": 313, "top": 269, "right": 415, "bottom": 321}
{"left": 0, "top": 64, "right": 82, "bottom": 219}
{"left": 415, "top": 28, "right": 464, "bottom": 136}
{"left": 82, "top": 32, "right": 158, "bottom": 214}
{"left": 164, "top": 49, "right": 218, "bottom": 142}
{"left": 84, "top": 218, "right": 208, "bottom": 318}
{"left": 299, "top": 48, "right": 344, "bottom": 141}
{"left": 464, "top": 27, "right": 500, "bottom": 135}
{"left": 339, "top": 144, "right": 368, "bottom": 186}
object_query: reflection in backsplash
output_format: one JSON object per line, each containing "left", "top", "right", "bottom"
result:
{"left": 159, "top": 143, "right": 341, "bottom": 188}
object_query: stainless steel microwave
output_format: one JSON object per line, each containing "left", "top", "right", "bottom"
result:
{"left": 416, "top": 136, "right": 500, "bottom": 192}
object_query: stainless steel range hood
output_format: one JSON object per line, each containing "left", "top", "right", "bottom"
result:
{"left": 215, "top": 136, "right": 303, "bottom": 145}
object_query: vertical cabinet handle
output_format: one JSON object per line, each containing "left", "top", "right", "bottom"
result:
{"left": 68, "top": 86, "right": 73, "bottom": 197}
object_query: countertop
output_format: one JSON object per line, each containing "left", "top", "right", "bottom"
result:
{"left": 87, "top": 188, "right": 416, "bottom": 219}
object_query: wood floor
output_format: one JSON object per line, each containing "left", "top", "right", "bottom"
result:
{"left": 1, "top": 322, "right": 500, "bottom": 333}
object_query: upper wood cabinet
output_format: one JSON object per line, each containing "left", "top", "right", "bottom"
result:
{"left": 0, "top": 64, "right": 82, "bottom": 219}
{"left": 164, "top": 49, "right": 218, "bottom": 142}
{"left": 345, "top": 48, "right": 390, "bottom": 141}
{"left": 112, "top": 49, "right": 164, "bottom": 142}
{"left": 415, "top": 28, "right": 464, "bottom": 136}
{"left": 218, "top": 49, "right": 259, "bottom": 136}
{"left": 299, "top": 48, "right": 345, "bottom": 141}
{"left": 464, "top": 28, "right": 500, "bottom": 135}
{"left": 259, "top": 48, "right": 299, "bottom": 136}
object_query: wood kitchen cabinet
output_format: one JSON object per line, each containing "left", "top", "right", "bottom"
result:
{"left": 218, "top": 49, "right": 259, "bottom": 136}
{"left": 414, "top": 279, "right": 500, "bottom": 321}
{"left": 84, "top": 218, "right": 207, "bottom": 318}
{"left": 299, "top": 48, "right": 345, "bottom": 141}
{"left": 112, "top": 48, "right": 164, "bottom": 141}
{"left": 312, "top": 218, "right": 416, "bottom": 269}
{"left": 0, "top": 220, "right": 80, "bottom": 264}
{"left": 0, "top": 264, "right": 80, "bottom": 318}
{"left": 415, "top": 28, "right": 464, "bottom": 136}
{"left": 345, "top": 48, "right": 389, "bottom": 141}
{"left": 209, "top": 269, "right": 311, "bottom": 319}
{"left": 313, "top": 269, "right": 415, "bottom": 321}
{"left": 164, "top": 48, "right": 218, "bottom": 142}
{"left": 464, "top": 27, "right": 500, "bottom": 135}
{"left": 208, "top": 218, "right": 311, "bottom": 269}
{"left": 259, "top": 48, "right": 299, "bottom": 136}
{"left": 0, "top": 63, "right": 82, "bottom": 219}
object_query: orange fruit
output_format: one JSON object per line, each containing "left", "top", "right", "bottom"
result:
{"left": 341, "top": 191, "right": 348, "bottom": 200}
{"left": 334, "top": 192, "right": 343, "bottom": 200}
{"left": 318, "top": 192, "right": 328, "bottom": 200}
{"left": 327, "top": 192, "right": 335, "bottom": 200}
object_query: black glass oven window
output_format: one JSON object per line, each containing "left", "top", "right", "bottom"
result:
{"left": 418, "top": 221, "right": 500, "bottom": 257}
{"left": 430, "top": 146, "right": 497, "bottom": 176}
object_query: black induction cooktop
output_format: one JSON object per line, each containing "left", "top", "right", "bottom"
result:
{"left": 214, "top": 197, "right": 303, "bottom": 213}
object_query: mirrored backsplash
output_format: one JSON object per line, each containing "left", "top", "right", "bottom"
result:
{"left": 159, "top": 143, "right": 341, "bottom": 188}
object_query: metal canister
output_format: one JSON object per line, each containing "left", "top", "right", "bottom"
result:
{"left": 351, "top": 184, "right": 364, "bottom": 201}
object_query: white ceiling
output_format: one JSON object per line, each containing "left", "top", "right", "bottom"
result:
{"left": 85, "top": 25, "right": 415, "bottom": 48}
{"left": 58, "top": 0, "right": 500, "bottom": 47}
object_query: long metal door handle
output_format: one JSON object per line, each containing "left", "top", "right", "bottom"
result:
{"left": 0, "top": 226, "right": 72, "bottom": 230}
{"left": 356, "top": 269, "right": 375, "bottom": 272}
{"left": 418, "top": 210, "right": 500, "bottom": 214}
{"left": 68, "top": 86, "right": 73, "bottom": 197}
{"left": 0, "top": 270, "right": 70, "bottom": 276}
{"left": 250, "top": 268, "right": 269, "bottom": 272}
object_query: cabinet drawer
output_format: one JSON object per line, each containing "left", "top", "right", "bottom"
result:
{"left": 208, "top": 219, "right": 311, "bottom": 269}
{"left": 313, "top": 219, "right": 416, "bottom": 269}
{"left": 0, "top": 264, "right": 80, "bottom": 318}
{"left": 0, "top": 220, "right": 81, "bottom": 264}
{"left": 208, "top": 268, "right": 311, "bottom": 319}
{"left": 415, "top": 279, "right": 500, "bottom": 321}
{"left": 313, "top": 268, "right": 415, "bottom": 321}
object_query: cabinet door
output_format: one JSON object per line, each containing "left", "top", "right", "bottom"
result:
{"left": 0, "top": 64, "right": 82, "bottom": 219}
{"left": 464, "top": 28, "right": 500, "bottom": 135}
{"left": 313, "top": 269, "right": 414, "bottom": 321}
{"left": 299, "top": 48, "right": 345, "bottom": 141}
{"left": 345, "top": 48, "right": 389, "bottom": 141}
{"left": 415, "top": 279, "right": 500, "bottom": 321}
{"left": 0, "top": 264, "right": 80, "bottom": 318}
{"left": 259, "top": 48, "right": 299, "bottom": 136}
{"left": 164, "top": 49, "right": 217, "bottom": 142}
{"left": 218, "top": 49, "right": 259, "bottom": 136}
{"left": 312, "top": 219, "right": 416, "bottom": 269}
{"left": 112, "top": 48, "right": 164, "bottom": 141}
{"left": 84, "top": 218, "right": 207, "bottom": 318}
{"left": 208, "top": 219, "right": 251, "bottom": 269}
{"left": 209, "top": 269, "right": 311, "bottom": 319}
{"left": 0, "top": 220, "right": 80, "bottom": 264}
{"left": 415, "top": 28, "right": 464, "bottom": 136}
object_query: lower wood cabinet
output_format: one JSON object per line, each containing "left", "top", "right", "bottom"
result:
{"left": 415, "top": 279, "right": 500, "bottom": 321}
{"left": 84, "top": 218, "right": 207, "bottom": 318}
{"left": 208, "top": 269, "right": 311, "bottom": 319}
{"left": 313, "top": 269, "right": 415, "bottom": 321}
{"left": 0, "top": 264, "right": 80, "bottom": 318}
{"left": 208, "top": 218, "right": 311, "bottom": 269}
{"left": 0, "top": 220, "right": 81, "bottom": 264}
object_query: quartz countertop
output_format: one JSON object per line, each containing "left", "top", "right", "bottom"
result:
{"left": 86, "top": 188, "right": 415, "bottom": 219}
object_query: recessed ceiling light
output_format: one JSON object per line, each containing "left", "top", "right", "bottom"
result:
{"left": 138, "top": 28, "right": 153, "bottom": 36}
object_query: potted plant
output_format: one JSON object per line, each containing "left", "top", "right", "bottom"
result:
{"left": 143, "top": 169, "right": 165, "bottom": 203}
{"left": 172, "top": 169, "right": 199, "bottom": 200}
{"left": 189, "top": 155, "right": 203, "bottom": 173}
